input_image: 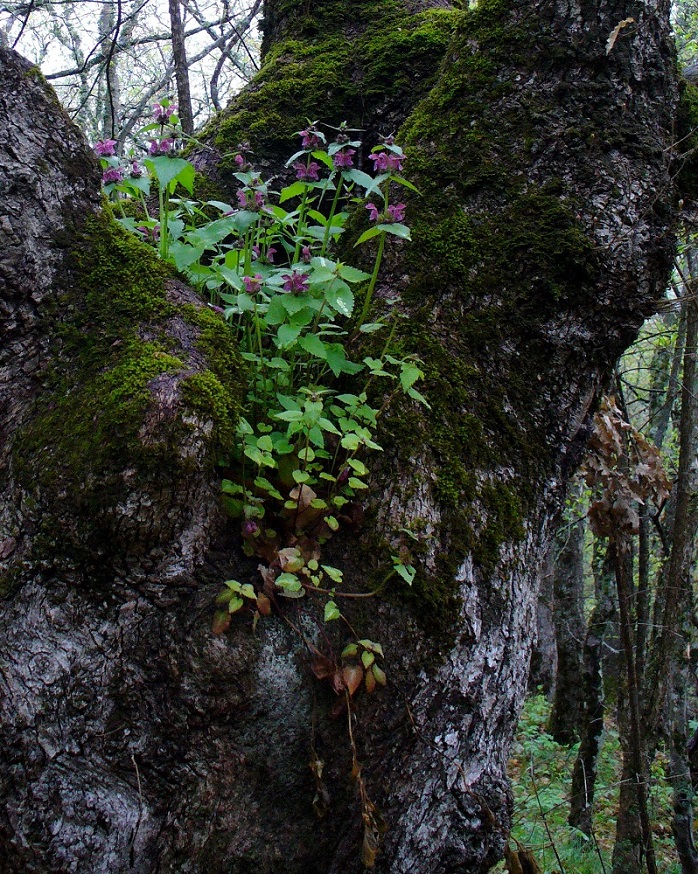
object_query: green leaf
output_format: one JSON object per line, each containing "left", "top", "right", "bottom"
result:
{"left": 322, "top": 565, "right": 343, "bottom": 583}
{"left": 292, "top": 469, "right": 310, "bottom": 484}
{"left": 347, "top": 459, "right": 368, "bottom": 476}
{"left": 377, "top": 222, "right": 411, "bottom": 240}
{"left": 274, "top": 409, "right": 304, "bottom": 422}
{"left": 354, "top": 226, "right": 383, "bottom": 246}
{"left": 394, "top": 561, "right": 416, "bottom": 586}
{"left": 361, "top": 650, "right": 375, "bottom": 669}
{"left": 254, "top": 476, "right": 283, "bottom": 500}
{"left": 325, "top": 280, "right": 354, "bottom": 317}
{"left": 324, "top": 600, "right": 341, "bottom": 622}
{"left": 342, "top": 643, "right": 359, "bottom": 658}
{"left": 310, "top": 498, "right": 328, "bottom": 509}
{"left": 297, "top": 447, "right": 315, "bottom": 462}
{"left": 337, "top": 263, "right": 371, "bottom": 283}
{"left": 256, "top": 435, "right": 273, "bottom": 451}
{"left": 244, "top": 445, "right": 264, "bottom": 466}
{"left": 342, "top": 168, "right": 375, "bottom": 190}
{"left": 400, "top": 362, "right": 423, "bottom": 392}
{"left": 276, "top": 572, "right": 302, "bottom": 591}
{"left": 228, "top": 596, "right": 244, "bottom": 614}
{"left": 277, "top": 323, "right": 302, "bottom": 347}
{"left": 391, "top": 175, "right": 421, "bottom": 194}
{"left": 326, "top": 515, "right": 339, "bottom": 532}
{"left": 240, "top": 583, "right": 257, "bottom": 600}
{"left": 221, "top": 479, "right": 244, "bottom": 495}
{"left": 145, "top": 156, "right": 195, "bottom": 192}
{"left": 279, "top": 180, "right": 307, "bottom": 202}
{"left": 348, "top": 477, "right": 368, "bottom": 490}
{"left": 318, "top": 417, "right": 341, "bottom": 435}
{"left": 298, "top": 334, "right": 328, "bottom": 359}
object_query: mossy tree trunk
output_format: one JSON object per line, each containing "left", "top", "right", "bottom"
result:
{"left": 0, "top": 0, "right": 680, "bottom": 870}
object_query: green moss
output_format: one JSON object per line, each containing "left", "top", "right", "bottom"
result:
{"left": 11, "top": 212, "right": 244, "bottom": 571}
{"left": 361, "top": 0, "right": 607, "bottom": 648}
{"left": 200, "top": 7, "right": 458, "bottom": 182}
{"left": 676, "top": 81, "right": 698, "bottom": 202}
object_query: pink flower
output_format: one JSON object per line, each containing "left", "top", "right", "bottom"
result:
{"left": 153, "top": 102, "right": 177, "bottom": 124}
{"left": 300, "top": 128, "right": 322, "bottom": 149}
{"left": 243, "top": 274, "right": 264, "bottom": 294}
{"left": 333, "top": 148, "right": 355, "bottom": 169}
{"left": 293, "top": 161, "right": 320, "bottom": 181}
{"left": 369, "top": 152, "right": 389, "bottom": 172}
{"left": 387, "top": 203, "right": 406, "bottom": 223}
{"left": 281, "top": 271, "right": 309, "bottom": 295}
{"left": 366, "top": 202, "right": 381, "bottom": 222}
{"left": 102, "top": 167, "right": 123, "bottom": 184}
{"left": 386, "top": 153, "right": 404, "bottom": 172}
{"left": 129, "top": 161, "right": 143, "bottom": 178}
{"left": 137, "top": 224, "right": 160, "bottom": 242}
{"left": 94, "top": 139, "right": 117, "bottom": 157}
{"left": 148, "top": 138, "right": 174, "bottom": 156}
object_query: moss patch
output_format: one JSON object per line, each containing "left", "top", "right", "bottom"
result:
{"left": 12, "top": 212, "right": 244, "bottom": 570}
{"left": 199, "top": 7, "right": 458, "bottom": 182}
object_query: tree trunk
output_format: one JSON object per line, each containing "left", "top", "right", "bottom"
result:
{"left": 0, "top": 0, "right": 679, "bottom": 868}
{"left": 568, "top": 544, "right": 616, "bottom": 835}
{"left": 169, "top": 0, "right": 194, "bottom": 134}
{"left": 548, "top": 503, "right": 586, "bottom": 744}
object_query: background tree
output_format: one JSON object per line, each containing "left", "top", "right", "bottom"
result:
{"left": 0, "top": 0, "right": 681, "bottom": 871}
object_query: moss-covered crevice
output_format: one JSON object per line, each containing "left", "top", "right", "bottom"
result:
{"left": 11, "top": 212, "right": 244, "bottom": 574}
{"left": 675, "top": 81, "right": 698, "bottom": 202}
{"left": 197, "top": 6, "right": 459, "bottom": 185}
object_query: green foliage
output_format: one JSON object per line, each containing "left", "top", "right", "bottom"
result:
{"left": 101, "top": 121, "right": 429, "bottom": 705}
{"left": 493, "top": 695, "right": 681, "bottom": 874}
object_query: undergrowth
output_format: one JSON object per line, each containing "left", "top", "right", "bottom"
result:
{"left": 495, "top": 694, "right": 681, "bottom": 874}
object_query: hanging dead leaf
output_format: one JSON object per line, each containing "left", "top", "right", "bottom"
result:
{"left": 606, "top": 17, "right": 635, "bottom": 54}
{"left": 211, "top": 610, "right": 231, "bottom": 635}
{"left": 342, "top": 664, "right": 364, "bottom": 697}
{"left": 256, "top": 592, "right": 272, "bottom": 616}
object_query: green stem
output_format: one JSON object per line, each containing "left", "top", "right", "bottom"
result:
{"left": 321, "top": 174, "right": 344, "bottom": 256}
{"left": 355, "top": 232, "right": 385, "bottom": 332}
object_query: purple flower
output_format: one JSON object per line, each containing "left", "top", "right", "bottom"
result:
{"left": 148, "top": 138, "right": 174, "bottom": 156}
{"left": 366, "top": 202, "right": 381, "bottom": 222}
{"left": 333, "top": 148, "right": 355, "bottom": 169}
{"left": 153, "top": 102, "right": 177, "bottom": 124}
{"left": 94, "top": 139, "right": 117, "bottom": 157}
{"left": 236, "top": 189, "right": 265, "bottom": 210}
{"left": 234, "top": 154, "right": 245, "bottom": 168}
{"left": 243, "top": 273, "right": 264, "bottom": 294}
{"left": 369, "top": 150, "right": 404, "bottom": 173}
{"left": 386, "top": 152, "right": 404, "bottom": 172}
{"left": 102, "top": 167, "right": 123, "bottom": 184}
{"left": 129, "top": 161, "right": 143, "bottom": 178}
{"left": 242, "top": 520, "right": 259, "bottom": 538}
{"left": 337, "top": 467, "right": 350, "bottom": 486}
{"left": 266, "top": 246, "right": 277, "bottom": 263}
{"left": 301, "top": 246, "right": 312, "bottom": 263}
{"left": 293, "top": 161, "right": 320, "bottom": 181}
{"left": 369, "top": 152, "right": 389, "bottom": 172}
{"left": 137, "top": 224, "right": 160, "bottom": 242}
{"left": 281, "top": 271, "right": 309, "bottom": 295}
{"left": 387, "top": 203, "right": 406, "bottom": 223}
{"left": 300, "top": 128, "right": 322, "bottom": 149}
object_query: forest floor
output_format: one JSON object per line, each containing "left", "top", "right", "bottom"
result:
{"left": 492, "top": 694, "right": 682, "bottom": 874}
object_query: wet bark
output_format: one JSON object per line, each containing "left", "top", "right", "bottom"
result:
{"left": 0, "top": 0, "right": 680, "bottom": 870}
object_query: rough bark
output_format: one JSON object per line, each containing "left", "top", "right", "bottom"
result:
{"left": 528, "top": 547, "right": 557, "bottom": 696}
{"left": 0, "top": 0, "right": 680, "bottom": 870}
{"left": 548, "top": 507, "right": 586, "bottom": 744}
